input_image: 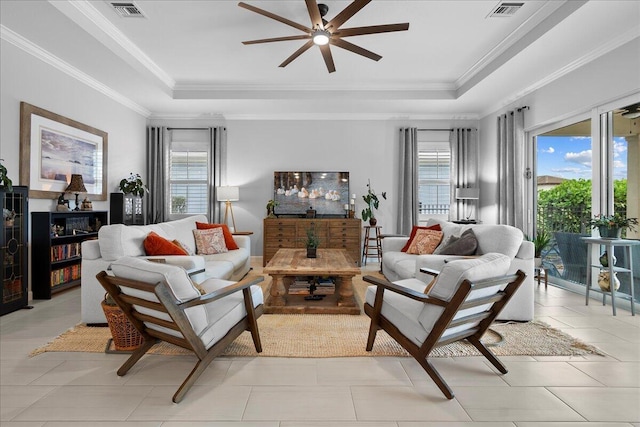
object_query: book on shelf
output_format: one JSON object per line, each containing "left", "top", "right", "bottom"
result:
{"left": 50, "top": 242, "right": 82, "bottom": 261}
{"left": 50, "top": 264, "right": 81, "bottom": 286}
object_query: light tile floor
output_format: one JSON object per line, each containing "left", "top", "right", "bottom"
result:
{"left": 1, "top": 261, "right": 639, "bottom": 426}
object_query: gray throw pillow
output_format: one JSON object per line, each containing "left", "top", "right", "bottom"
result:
{"left": 437, "top": 228, "right": 478, "bottom": 255}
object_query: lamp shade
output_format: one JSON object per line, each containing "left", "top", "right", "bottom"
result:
{"left": 217, "top": 186, "right": 239, "bottom": 202}
{"left": 65, "top": 174, "right": 87, "bottom": 193}
{"left": 455, "top": 188, "right": 479, "bottom": 200}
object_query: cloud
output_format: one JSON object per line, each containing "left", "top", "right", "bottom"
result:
{"left": 550, "top": 167, "right": 591, "bottom": 177}
{"left": 565, "top": 149, "right": 592, "bottom": 167}
{"left": 540, "top": 147, "right": 555, "bottom": 154}
{"left": 569, "top": 136, "right": 591, "bottom": 141}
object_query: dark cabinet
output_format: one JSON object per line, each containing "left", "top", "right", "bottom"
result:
{"left": 31, "top": 211, "right": 108, "bottom": 299}
{"left": 1, "top": 186, "right": 29, "bottom": 315}
{"left": 110, "top": 193, "right": 145, "bottom": 225}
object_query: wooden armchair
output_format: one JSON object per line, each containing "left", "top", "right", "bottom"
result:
{"left": 96, "top": 257, "right": 264, "bottom": 403}
{"left": 363, "top": 253, "right": 526, "bottom": 399}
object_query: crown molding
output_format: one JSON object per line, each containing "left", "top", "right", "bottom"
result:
{"left": 1, "top": 25, "right": 151, "bottom": 117}
{"left": 480, "top": 27, "right": 640, "bottom": 119}
{"left": 49, "top": 0, "right": 174, "bottom": 93}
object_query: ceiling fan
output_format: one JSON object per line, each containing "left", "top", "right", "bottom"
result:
{"left": 238, "top": 0, "right": 409, "bottom": 73}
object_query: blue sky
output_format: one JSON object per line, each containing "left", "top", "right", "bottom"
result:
{"left": 537, "top": 136, "right": 628, "bottom": 180}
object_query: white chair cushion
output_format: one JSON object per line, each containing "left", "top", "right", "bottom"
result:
{"left": 197, "top": 277, "right": 263, "bottom": 350}
{"left": 365, "top": 278, "right": 429, "bottom": 346}
{"left": 418, "top": 253, "right": 511, "bottom": 336}
{"left": 109, "top": 257, "right": 207, "bottom": 336}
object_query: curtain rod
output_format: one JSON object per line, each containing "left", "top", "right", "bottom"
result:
{"left": 414, "top": 128, "right": 476, "bottom": 131}
{"left": 167, "top": 127, "right": 212, "bottom": 131}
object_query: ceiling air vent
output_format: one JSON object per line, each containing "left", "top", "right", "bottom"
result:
{"left": 109, "top": 2, "right": 145, "bottom": 18}
{"left": 488, "top": 2, "right": 524, "bottom": 18}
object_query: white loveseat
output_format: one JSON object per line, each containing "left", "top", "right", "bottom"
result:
{"left": 81, "top": 214, "right": 251, "bottom": 324}
{"left": 381, "top": 220, "right": 534, "bottom": 321}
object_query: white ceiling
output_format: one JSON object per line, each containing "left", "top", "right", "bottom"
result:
{"left": 1, "top": 0, "right": 639, "bottom": 120}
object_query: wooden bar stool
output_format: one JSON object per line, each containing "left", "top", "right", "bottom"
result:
{"left": 362, "top": 225, "right": 382, "bottom": 265}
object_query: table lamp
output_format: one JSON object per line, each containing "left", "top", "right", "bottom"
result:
{"left": 455, "top": 187, "right": 479, "bottom": 222}
{"left": 65, "top": 174, "right": 87, "bottom": 211}
{"left": 217, "top": 186, "right": 239, "bottom": 232}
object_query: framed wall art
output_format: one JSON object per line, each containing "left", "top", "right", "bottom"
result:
{"left": 19, "top": 102, "right": 108, "bottom": 200}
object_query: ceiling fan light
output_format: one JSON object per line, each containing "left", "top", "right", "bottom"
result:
{"left": 312, "top": 30, "right": 330, "bottom": 46}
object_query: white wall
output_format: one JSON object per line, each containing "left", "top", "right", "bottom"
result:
{"left": 1, "top": 39, "right": 147, "bottom": 293}
{"left": 1, "top": 40, "right": 148, "bottom": 212}
{"left": 478, "top": 38, "right": 640, "bottom": 225}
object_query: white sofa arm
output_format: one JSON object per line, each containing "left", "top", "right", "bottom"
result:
{"left": 233, "top": 235, "right": 250, "bottom": 252}
{"left": 82, "top": 239, "right": 101, "bottom": 260}
{"left": 382, "top": 237, "right": 409, "bottom": 253}
{"left": 517, "top": 240, "right": 534, "bottom": 259}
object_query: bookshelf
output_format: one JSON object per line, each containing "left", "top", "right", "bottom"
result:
{"left": 31, "top": 211, "right": 107, "bottom": 299}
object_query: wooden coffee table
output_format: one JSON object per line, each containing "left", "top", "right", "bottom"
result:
{"left": 263, "top": 248, "right": 361, "bottom": 315}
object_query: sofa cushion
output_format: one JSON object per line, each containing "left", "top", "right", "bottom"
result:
{"left": 401, "top": 224, "right": 442, "bottom": 252}
{"left": 437, "top": 228, "right": 478, "bottom": 255}
{"left": 472, "top": 225, "right": 524, "bottom": 258}
{"left": 193, "top": 228, "right": 228, "bottom": 255}
{"left": 405, "top": 229, "right": 444, "bottom": 255}
{"left": 158, "top": 214, "right": 207, "bottom": 254}
{"left": 98, "top": 223, "right": 167, "bottom": 261}
{"left": 196, "top": 222, "right": 239, "bottom": 250}
{"left": 144, "top": 231, "right": 188, "bottom": 256}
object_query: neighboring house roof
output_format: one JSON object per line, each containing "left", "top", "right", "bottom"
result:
{"left": 537, "top": 175, "right": 566, "bottom": 186}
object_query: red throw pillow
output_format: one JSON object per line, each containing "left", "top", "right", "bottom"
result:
{"left": 144, "top": 231, "right": 188, "bottom": 256}
{"left": 401, "top": 224, "right": 442, "bottom": 252}
{"left": 195, "top": 222, "right": 239, "bottom": 250}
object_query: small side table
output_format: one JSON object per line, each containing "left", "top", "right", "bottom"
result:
{"left": 362, "top": 225, "right": 382, "bottom": 266}
{"left": 582, "top": 237, "right": 639, "bottom": 316}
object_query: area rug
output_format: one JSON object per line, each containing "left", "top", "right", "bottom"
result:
{"left": 30, "top": 274, "right": 604, "bottom": 358}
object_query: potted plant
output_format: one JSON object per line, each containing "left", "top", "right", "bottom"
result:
{"left": 119, "top": 173, "right": 148, "bottom": 197}
{"left": 0, "top": 159, "right": 13, "bottom": 192}
{"left": 266, "top": 199, "right": 279, "bottom": 218}
{"left": 588, "top": 213, "right": 638, "bottom": 239}
{"left": 304, "top": 224, "right": 320, "bottom": 258}
{"left": 527, "top": 229, "right": 551, "bottom": 267}
{"left": 361, "top": 179, "right": 386, "bottom": 226}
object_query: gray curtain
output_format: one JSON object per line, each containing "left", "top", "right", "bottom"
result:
{"left": 450, "top": 128, "right": 478, "bottom": 221}
{"left": 210, "top": 126, "right": 227, "bottom": 223}
{"left": 497, "top": 108, "right": 526, "bottom": 228}
{"left": 146, "top": 127, "right": 168, "bottom": 224}
{"left": 398, "top": 127, "right": 419, "bottom": 235}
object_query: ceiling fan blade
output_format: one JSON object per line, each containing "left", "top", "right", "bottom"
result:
{"left": 334, "top": 23, "right": 409, "bottom": 38}
{"left": 243, "top": 35, "right": 311, "bottom": 45}
{"left": 279, "top": 40, "right": 315, "bottom": 68}
{"left": 319, "top": 44, "right": 336, "bottom": 73}
{"left": 239, "top": 2, "right": 311, "bottom": 34}
{"left": 325, "top": 0, "right": 371, "bottom": 31}
{"left": 330, "top": 38, "right": 381, "bottom": 61}
{"left": 305, "top": 0, "right": 323, "bottom": 29}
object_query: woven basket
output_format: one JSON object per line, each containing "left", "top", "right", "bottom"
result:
{"left": 101, "top": 301, "right": 143, "bottom": 351}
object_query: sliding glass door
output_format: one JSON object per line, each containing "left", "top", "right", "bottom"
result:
{"left": 531, "top": 99, "right": 639, "bottom": 305}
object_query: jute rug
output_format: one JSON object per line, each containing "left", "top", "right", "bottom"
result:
{"left": 30, "top": 274, "right": 604, "bottom": 358}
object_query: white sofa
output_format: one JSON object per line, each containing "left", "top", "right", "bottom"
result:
{"left": 381, "top": 219, "right": 534, "bottom": 321}
{"left": 81, "top": 214, "right": 251, "bottom": 324}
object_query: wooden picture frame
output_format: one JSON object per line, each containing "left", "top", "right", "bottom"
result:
{"left": 19, "top": 102, "right": 108, "bottom": 201}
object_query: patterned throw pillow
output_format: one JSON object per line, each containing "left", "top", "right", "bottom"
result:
{"left": 405, "top": 229, "right": 444, "bottom": 255}
{"left": 195, "top": 222, "right": 239, "bottom": 250}
{"left": 193, "top": 228, "right": 229, "bottom": 255}
{"left": 401, "top": 224, "right": 442, "bottom": 252}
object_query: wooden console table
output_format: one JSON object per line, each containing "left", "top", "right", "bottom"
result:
{"left": 263, "top": 218, "right": 361, "bottom": 267}
{"left": 263, "top": 248, "right": 361, "bottom": 315}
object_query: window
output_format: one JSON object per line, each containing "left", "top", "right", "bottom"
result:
{"left": 418, "top": 140, "right": 451, "bottom": 220}
{"left": 169, "top": 141, "right": 209, "bottom": 218}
